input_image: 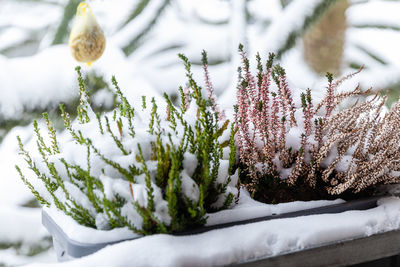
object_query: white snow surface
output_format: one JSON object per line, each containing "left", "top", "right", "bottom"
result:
{"left": 207, "top": 190, "right": 344, "bottom": 226}
{"left": 0, "top": 42, "right": 162, "bottom": 120}
{"left": 26, "top": 196, "right": 400, "bottom": 267}
{"left": 0, "top": 206, "right": 48, "bottom": 245}
{"left": 0, "top": 249, "right": 55, "bottom": 267}
{"left": 44, "top": 207, "right": 138, "bottom": 244}
{"left": 43, "top": 189, "right": 343, "bottom": 244}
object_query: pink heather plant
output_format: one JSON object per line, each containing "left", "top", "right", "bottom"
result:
{"left": 236, "top": 46, "right": 400, "bottom": 202}
{"left": 201, "top": 50, "right": 225, "bottom": 121}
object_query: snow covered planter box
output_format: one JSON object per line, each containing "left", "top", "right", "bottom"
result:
{"left": 42, "top": 194, "right": 400, "bottom": 266}
{"left": 17, "top": 49, "right": 400, "bottom": 265}
{"left": 240, "top": 227, "right": 400, "bottom": 267}
{"left": 42, "top": 194, "right": 378, "bottom": 261}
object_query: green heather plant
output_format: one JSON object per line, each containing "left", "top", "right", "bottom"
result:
{"left": 16, "top": 52, "right": 238, "bottom": 235}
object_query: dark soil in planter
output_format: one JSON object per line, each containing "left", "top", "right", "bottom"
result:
{"left": 242, "top": 168, "right": 376, "bottom": 204}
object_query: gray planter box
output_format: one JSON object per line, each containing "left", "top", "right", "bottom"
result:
{"left": 42, "top": 196, "right": 379, "bottom": 263}
{"left": 237, "top": 229, "right": 400, "bottom": 267}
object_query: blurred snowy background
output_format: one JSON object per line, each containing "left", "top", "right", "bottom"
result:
{"left": 1, "top": 0, "right": 400, "bottom": 265}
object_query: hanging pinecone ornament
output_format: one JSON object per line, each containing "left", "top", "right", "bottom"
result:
{"left": 303, "top": 0, "right": 349, "bottom": 76}
{"left": 69, "top": 2, "right": 106, "bottom": 65}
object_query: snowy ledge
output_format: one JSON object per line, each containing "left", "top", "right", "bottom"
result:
{"left": 31, "top": 196, "right": 400, "bottom": 266}
{"left": 43, "top": 190, "right": 344, "bottom": 244}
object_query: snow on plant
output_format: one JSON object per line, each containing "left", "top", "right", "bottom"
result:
{"left": 16, "top": 53, "right": 238, "bottom": 235}
{"left": 236, "top": 45, "right": 400, "bottom": 202}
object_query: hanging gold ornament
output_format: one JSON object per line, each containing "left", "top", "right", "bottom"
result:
{"left": 69, "top": 2, "right": 106, "bottom": 65}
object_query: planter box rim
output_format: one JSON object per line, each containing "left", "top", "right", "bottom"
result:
{"left": 43, "top": 194, "right": 380, "bottom": 260}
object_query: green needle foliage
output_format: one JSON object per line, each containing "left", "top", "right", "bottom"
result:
{"left": 52, "top": 0, "right": 81, "bottom": 45}
{"left": 17, "top": 54, "right": 237, "bottom": 235}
